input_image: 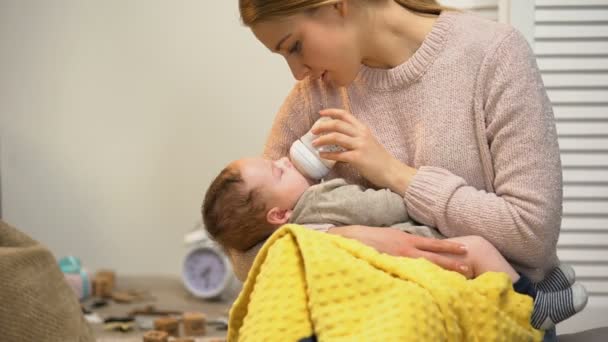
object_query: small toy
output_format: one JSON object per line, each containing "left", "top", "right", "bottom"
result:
{"left": 153, "top": 316, "right": 179, "bottom": 337}
{"left": 93, "top": 276, "right": 112, "bottom": 297}
{"left": 58, "top": 256, "right": 91, "bottom": 300}
{"left": 142, "top": 330, "right": 168, "bottom": 342}
{"left": 96, "top": 270, "right": 116, "bottom": 289}
{"left": 183, "top": 312, "right": 206, "bottom": 336}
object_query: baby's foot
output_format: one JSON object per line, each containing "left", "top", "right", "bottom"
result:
{"left": 535, "top": 262, "right": 575, "bottom": 292}
{"left": 531, "top": 282, "right": 588, "bottom": 330}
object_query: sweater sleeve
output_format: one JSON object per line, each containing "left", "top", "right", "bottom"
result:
{"left": 403, "top": 29, "right": 562, "bottom": 271}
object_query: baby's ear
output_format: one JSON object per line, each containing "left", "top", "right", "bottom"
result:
{"left": 267, "top": 207, "right": 292, "bottom": 225}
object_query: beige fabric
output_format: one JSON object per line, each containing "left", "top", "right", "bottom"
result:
{"left": 291, "top": 179, "right": 409, "bottom": 228}
{"left": 291, "top": 178, "right": 444, "bottom": 239}
{"left": 230, "top": 179, "right": 444, "bottom": 281}
{"left": 0, "top": 220, "right": 95, "bottom": 342}
{"left": 259, "top": 10, "right": 561, "bottom": 282}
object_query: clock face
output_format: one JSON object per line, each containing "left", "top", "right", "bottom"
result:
{"left": 183, "top": 247, "right": 227, "bottom": 297}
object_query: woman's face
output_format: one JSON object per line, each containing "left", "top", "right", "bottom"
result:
{"left": 251, "top": 3, "right": 362, "bottom": 87}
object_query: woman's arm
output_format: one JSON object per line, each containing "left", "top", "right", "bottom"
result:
{"left": 327, "top": 225, "right": 468, "bottom": 273}
{"left": 313, "top": 30, "right": 561, "bottom": 274}
{"left": 229, "top": 224, "right": 469, "bottom": 282}
{"left": 402, "top": 30, "right": 562, "bottom": 271}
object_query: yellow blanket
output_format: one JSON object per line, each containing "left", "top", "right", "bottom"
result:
{"left": 228, "top": 225, "right": 543, "bottom": 341}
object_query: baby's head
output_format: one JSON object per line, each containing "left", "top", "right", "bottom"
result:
{"left": 202, "top": 156, "right": 312, "bottom": 251}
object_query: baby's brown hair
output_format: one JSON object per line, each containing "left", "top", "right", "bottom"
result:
{"left": 202, "top": 165, "right": 276, "bottom": 252}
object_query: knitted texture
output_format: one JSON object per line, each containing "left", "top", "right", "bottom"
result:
{"left": 0, "top": 220, "right": 95, "bottom": 342}
{"left": 259, "top": 10, "right": 562, "bottom": 282}
{"left": 228, "top": 225, "right": 543, "bottom": 341}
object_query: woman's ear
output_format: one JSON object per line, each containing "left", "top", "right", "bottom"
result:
{"left": 266, "top": 207, "right": 293, "bottom": 225}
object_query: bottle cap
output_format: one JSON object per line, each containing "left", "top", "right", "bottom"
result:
{"left": 289, "top": 140, "right": 331, "bottom": 180}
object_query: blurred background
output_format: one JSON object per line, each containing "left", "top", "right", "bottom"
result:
{"left": 0, "top": 0, "right": 294, "bottom": 274}
{"left": 0, "top": 0, "right": 606, "bottom": 335}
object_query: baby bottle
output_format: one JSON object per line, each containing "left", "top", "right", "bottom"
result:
{"left": 289, "top": 117, "right": 343, "bottom": 180}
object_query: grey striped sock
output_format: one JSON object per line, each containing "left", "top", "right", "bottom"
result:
{"left": 531, "top": 282, "right": 588, "bottom": 330}
{"left": 535, "top": 263, "right": 575, "bottom": 292}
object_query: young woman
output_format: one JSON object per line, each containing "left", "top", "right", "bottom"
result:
{"left": 233, "top": 1, "right": 563, "bottom": 339}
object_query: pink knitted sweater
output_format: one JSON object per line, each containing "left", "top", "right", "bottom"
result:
{"left": 257, "top": 11, "right": 562, "bottom": 282}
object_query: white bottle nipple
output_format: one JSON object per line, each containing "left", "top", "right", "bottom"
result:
{"left": 289, "top": 117, "right": 344, "bottom": 180}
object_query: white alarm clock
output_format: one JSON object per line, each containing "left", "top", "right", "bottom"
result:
{"left": 182, "top": 229, "right": 238, "bottom": 299}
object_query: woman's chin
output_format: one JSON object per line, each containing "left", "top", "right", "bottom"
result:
{"left": 327, "top": 73, "right": 358, "bottom": 88}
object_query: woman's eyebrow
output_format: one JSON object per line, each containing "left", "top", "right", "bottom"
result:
{"left": 275, "top": 33, "right": 292, "bottom": 52}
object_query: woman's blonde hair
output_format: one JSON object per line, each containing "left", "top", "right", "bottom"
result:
{"left": 239, "top": 0, "right": 449, "bottom": 26}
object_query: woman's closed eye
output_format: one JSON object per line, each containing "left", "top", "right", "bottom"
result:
{"left": 289, "top": 41, "right": 301, "bottom": 54}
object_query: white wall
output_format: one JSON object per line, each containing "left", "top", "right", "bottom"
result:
{"left": 0, "top": 0, "right": 294, "bottom": 275}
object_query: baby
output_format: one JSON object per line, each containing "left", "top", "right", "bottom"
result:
{"left": 202, "top": 156, "right": 587, "bottom": 330}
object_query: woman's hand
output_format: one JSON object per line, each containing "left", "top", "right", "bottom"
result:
{"left": 312, "top": 108, "right": 416, "bottom": 195}
{"left": 328, "top": 225, "right": 470, "bottom": 274}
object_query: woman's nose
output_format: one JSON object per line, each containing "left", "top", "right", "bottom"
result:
{"left": 287, "top": 58, "right": 310, "bottom": 81}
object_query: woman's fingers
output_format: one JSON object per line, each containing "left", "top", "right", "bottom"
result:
{"left": 417, "top": 251, "right": 470, "bottom": 275}
{"left": 312, "top": 132, "right": 356, "bottom": 150}
{"left": 318, "top": 108, "right": 366, "bottom": 130}
{"left": 315, "top": 107, "right": 410, "bottom": 191}
{"left": 319, "top": 151, "right": 353, "bottom": 163}
{"left": 411, "top": 237, "right": 470, "bottom": 275}
{"left": 329, "top": 226, "right": 470, "bottom": 276}
{"left": 329, "top": 226, "right": 470, "bottom": 275}
{"left": 312, "top": 114, "right": 358, "bottom": 137}
{"left": 414, "top": 236, "right": 468, "bottom": 255}
{"left": 318, "top": 108, "right": 354, "bottom": 122}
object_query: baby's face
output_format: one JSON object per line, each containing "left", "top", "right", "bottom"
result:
{"left": 234, "top": 157, "right": 312, "bottom": 210}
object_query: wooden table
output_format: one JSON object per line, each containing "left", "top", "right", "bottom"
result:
{"left": 88, "top": 275, "right": 239, "bottom": 342}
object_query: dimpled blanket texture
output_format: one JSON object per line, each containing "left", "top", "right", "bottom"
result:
{"left": 228, "top": 225, "right": 543, "bottom": 342}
